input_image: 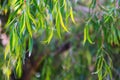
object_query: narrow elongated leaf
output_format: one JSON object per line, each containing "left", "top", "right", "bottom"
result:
{"left": 58, "top": 10, "right": 69, "bottom": 32}
{"left": 70, "top": 7, "right": 75, "bottom": 24}
{"left": 63, "top": 0, "right": 67, "bottom": 10}
{"left": 4, "top": 43, "right": 10, "bottom": 59}
{"left": 83, "top": 27, "right": 87, "bottom": 45}
{"left": 56, "top": 13, "right": 61, "bottom": 38}
{"left": 47, "top": 29, "right": 53, "bottom": 43}
{"left": 28, "top": 37, "right": 33, "bottom": 57}
{"left": 12, "top": 30, "right": 16, "bottom": 51}
{"left": 25, "top": 13, "right": 32, "bottom": 37}
{"left": 16, "top": 58, "right": 22, "bottom": 78}
{"left": 20, "top": 13, "right": 25, "bottom": 35}
{"left": 86, "top": 26, "right": 93, "bottom": 44}
{"left": 27, "top": 9, "right": 37, "bottom": 28}
{"left": 105, "top": 63, "right": 112, "bottom": 80}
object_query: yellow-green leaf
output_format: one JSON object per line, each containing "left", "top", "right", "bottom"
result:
{"left": 70, "top": 7, "right": 75, "bottom": 24}
{"left": 4, "top": 43, "right": 10, "bottom": 59}
{"left": 86, "top": 26, "right": 94, "bottom": 44}
{"left": 16, "top": 58, "right": 22, "bottom": 78}
{"left": 20, "top": 13, "right": 25, "bottom": 35}
{"left": 26, "top": 14, "right": 32, "bottom": 37}
{"left": 56, "top": 13, "right": 61, "bottom": 38}
{"left": 41, "top": 29, "right": 54, "bottom": 44}
{"left": 58, "top": 10, "right": 69, "bottom": 32}
{"left": 47, "top": 29, "right": 53, "bottom": 44}
{"left": 83, "top": 27, "right": 87, "bottom": 45}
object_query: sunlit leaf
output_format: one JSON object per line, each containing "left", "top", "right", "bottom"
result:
{"left": 25, "top": 13, "right": 33, "bottom": 37}
{"left": 16, "top": 58, "right": 22, "bottom": 78}
{"left": 47, "top": 29, "right": 53, "bottom": 44}
{"left": 86, "top": 26, "right": 94, "bottom": 44}
{"left": 56, "top": 13, "right": 61, "bottom": 38}
{"left": 70, "top": 7, "right": 75, "bottom": 24}
{"left": 4, "top": 43, "right": 10, "bottom": 59}
{"left": 83, "top": 27, "right": 87, "bottom": 45}
{"left": 20, "top": 13, "right": 25, "bottom": 35}
{"left": 58, "top": 9, "right": 69, "bottom": 32}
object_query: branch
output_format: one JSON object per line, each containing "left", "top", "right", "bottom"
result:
{"left": 20, "top": 41, "right": 71, "bottom": 80}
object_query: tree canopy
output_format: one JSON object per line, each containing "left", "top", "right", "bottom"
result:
{"left": 0, "top": 0, "right": 120, "bottom": 80}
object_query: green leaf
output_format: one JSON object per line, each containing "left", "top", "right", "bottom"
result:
{"left": 86, "top": 26, "right": 93, "bottom": 44}
{"left": 56, "top": 13, "right": 61, "bottom": 38}
{"left": 20, "top": 13, "right": 25, "bottom": 35}
{"left": 47, "top": 29, "right": 53, "bottom": 44}
{"left": 4, "top": 43, "right": 10, "bottom": 59}
{"left": 83, "top": 27, "right": 87, "bottom": 45}
{"left": 25, "top": 13, "right": 33, "bottom": 37}
{"left": 83, "top": 24, "right": 94, "bottom": 45}
{"left": 58, "top": 9, "right": 69, "bottom": 32}
{"left": 41, "top": 28, "right": 54, "bottom": 44}
{"left": 27, "top": 9, "right": 37, "bottom": 28}
{"left": 70, "top": 7, "right": 75, "bottom": 24}
{"left": 28, "top": 37, "right": 33, "bottom": 57}
{"left": 16, "top": 58, "right": 22, "bottom": 78}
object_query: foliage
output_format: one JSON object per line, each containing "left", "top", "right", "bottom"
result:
{"left": 0, "top": 0, "right": 120, "bottom": 80}
{"left": 1, "top": 0, "right": 75, "bottom": 79}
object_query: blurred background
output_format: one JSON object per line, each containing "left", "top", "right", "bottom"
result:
{"left": 0, "top": 0, "right": 120, "bottom": 80}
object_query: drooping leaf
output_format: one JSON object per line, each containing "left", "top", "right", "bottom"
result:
{"left": 25, "top": 13, "right": 33, "bottom": 37}
{"left": 58, "top": 9, "right": 69, "bottom": 32}
{"left": 28, "top": 37, "right": 33, "bottom": 57}
{"left": 86, "top": 26, "right": 94, "bottom": 44}
{"left": 16, "top": 58, "right": 22, "bottom": 78}
{"left": 4, "top": 43, "right": 10, "bottom": 59}
{"left": 56, "top": 13, "right": 61, "bottom": 38}
{"left": 20, "top": 13, "right": 25, "bottom": 35}
{"left": 83, "top": 27, "right": 87, "bottom": 45}
{"left": 47, "top": 28, "right": 53, "bottom": 44}
{"left": 70, "top": 7, "right": 75, "bottom": 24}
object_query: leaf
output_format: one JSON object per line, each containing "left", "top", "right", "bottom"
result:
{"left": 41, "top": 28, "right": 53, "bottom": 44}
{"left": 105, "top": 63, "right": 112, "bottom": 80}
{"left": 16, "top": 58, "right": 22, "bottom": 78}
{"left": 86, "top": 51, "right": 91, "bottom": 65}
{"left": 12, "top": 30, "right": 16, "bottom": 51}
{"left": 46, "top": 66, "right": 51, "bottom": 80}
{"left": 20, "top": 13, "right": 25, "bottom": 35}
{"left": 10, "top": 31, "right": 13, "bottom": 51}
{"left": 83, "top": 24, "right": 94, "bottom": 45}
{"left": 2, "top": 66, "right": 11, "bottom": 80}
{"left": 70, "top": 7, "right": 75, "bottom": 24}
{"left": 47, "top": 29, "right": 53, "bottom": 44}
{"left": 58, "top": 10, "right": 69, "bottom": 32}
{"left": 63, "top": 0, "right": 67, "bottom": 10}
{"left": 25, "top": 13, "right": 33, "bottom": 37}
{"left": 5, "top": 3, "right": 22, "bottom": 29}
{"left": 56, "top": 13, "right": 61, "bottom": 38}
{"left": 28, "top": 37, "right": 33, "bottom": 57}
{"left": 86, "top": 26, "right": 94, "bottom": 44}
{"left": 27, "top": 9, "right": 37, "bottom": 28}
{"left": 83, "top": 27, "right": 87, "bottom": 45}
{"left": 85, "top": 24, "right": 94, "bottom": 44}
{"left": 10, "top": 29, "right": 18, "bottom": 51}
{"left": 32, "top": 0, "right": 40, "bottom": 12}
{"left": 4, "top": 43, "right": 10, "bottom": 59}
